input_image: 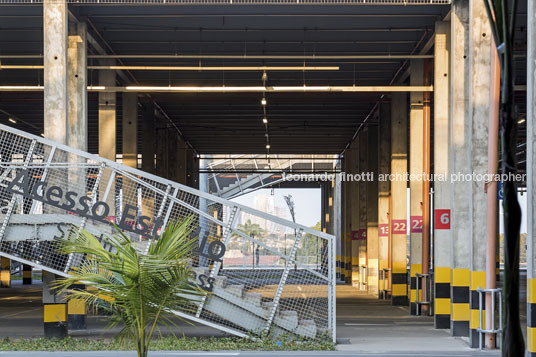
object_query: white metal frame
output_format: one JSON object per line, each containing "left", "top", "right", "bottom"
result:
{"left": 0, "top": 124, "right": 336, "bottom": 342}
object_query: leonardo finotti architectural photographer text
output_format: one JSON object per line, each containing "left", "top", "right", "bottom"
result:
{"left": 283, "top": 172, "right": 526, "bottom": 183}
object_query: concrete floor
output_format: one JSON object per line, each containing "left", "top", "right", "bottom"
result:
{"left": 0, "top": 281, "right": 505, "bottom": 355}
{"left": 335, "top": 285, "right": 498, "bottom": 355}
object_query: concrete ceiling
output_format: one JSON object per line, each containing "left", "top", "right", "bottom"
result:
{"left": 0, "top": 3, "right": 527, "bottom": 158}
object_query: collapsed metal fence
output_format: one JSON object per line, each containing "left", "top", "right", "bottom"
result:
{"left": 0, "top": 124, "right": 335, "bottom": 341}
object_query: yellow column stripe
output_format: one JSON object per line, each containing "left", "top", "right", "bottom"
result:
{"left": 435, "top": 267, "right": 451, "bottom": 283}
{"left": 410, "top": 263, "right": 422, "bottom": 277}
{"left": 68, "top": 299, "right": 86, "bottom": 315}
{"left": 451, "top": 303, "right": 470, "bottom": 321}
{"left": 470, "top": 271, "right": 486, "bottom": 290}
{"left": 452, "top": 268, "right": 470, "bottom": 286}
{"left": 44, "top": 304, "right": 67, "bottom": 323}
{"left": 435, "top": 298, "right": 451, "bottom": 315}
{"left": 528, "top": 279, "right": 536, "bottom": 304}
{"left": 470, "top": 309, "right": 484, "bottom": 329}
{"left": 529, "top": 327, "right": 536, "bottom": 353}
{"left": 392, "top": 284, "right": 406, "bottom": 296}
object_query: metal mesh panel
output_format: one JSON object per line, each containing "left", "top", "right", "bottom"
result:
{"left": 0, "top": 124, "right": 335, "bottom": 341}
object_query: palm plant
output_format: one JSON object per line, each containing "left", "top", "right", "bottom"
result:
{"left": 54, "top": 217, "right": 204, "bottom": 357}
{"left": 237, "top": 219, "right": 264, "bottom": 237}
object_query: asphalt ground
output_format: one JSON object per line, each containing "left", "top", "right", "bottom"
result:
{"left": 0, "top": 279, "right": 522, "bottom": 355}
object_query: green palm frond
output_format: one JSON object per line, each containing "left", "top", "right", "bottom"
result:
{"left": 53, "top": 216, "right": 205, "bottom": 357}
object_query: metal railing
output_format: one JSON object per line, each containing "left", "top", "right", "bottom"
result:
{"left": 380, "top": 268, "right": 391, "bottom": 299}
{"left": 0, "top": 124, "right": 335, "bottom": 342}
{"left": 360, "top": 265, "right": 367, "bottom": 290}
{"left": 415, "top": 272, "right": 432, "bottom": 316}
{"left": 476, "top": 287, "right": 503, "bottom": 351}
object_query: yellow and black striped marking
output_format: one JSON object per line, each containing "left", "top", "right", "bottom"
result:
{"left": 434, "top": 267, "right": 451, "bottom": 329}
{"left": 528, "top": 278, "right": 536, "bottom": 356}
{"left": 44, "top": 303, "right": 67, "bottom": 339}
{"left": 22, "top": 264, "right": 32, "bottom": 285}
{"left": 391, "top": 271, "right": 408, "bottom": 306}
{"left": 496, "top": 257, "right": 500, "bottom": 282}
{"left": 451, "top": 268, "right": 469, "bottom": 336}
{"left": 336, "top": 255, "right": 342, "bottom": 280}
{"left": 345, "top": 258, "right": 351, "bottom": 284}
{"left": 0, "top": 257, "right": 10, "bottom": 288}
{"left": 67, "top": 284, "right": 87, "bottom": 330}
{"left": 469, "top": 271, "right": 485, "bottom": 347}
{"left": 409, "top": 264, "right": 422, "bottom": 315}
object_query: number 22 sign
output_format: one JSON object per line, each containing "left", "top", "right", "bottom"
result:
{"left": 391, "top": 220, "right": 406, "bottom": 234}
{"left": 410, "top": 216, "right": 423, "bottom": 233}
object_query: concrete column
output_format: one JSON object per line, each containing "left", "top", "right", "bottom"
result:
{"left": 122, "top": 93, "right": 138, "bottom": 169}
{"left": 67, "top": 22, "right": 87, "bottom": 152}
{"left": 66, "top": 21, "right": 87, "bottom": 204}
{"left": 0, "top": 257, "right": 10, "bottom": 288}
{"left": 177, "top": 137, "right": 188, "bottom": 185}
{"left": 527, "top": 1, "right": 536, "bottom": 355}
{"left": 378, "top": 102, "right": 391, "bottom": 298}
{"left": 22, "top": 264, "right": 32, "bottom": 285}
{"left": 67, "top": 21, "right": 87, "bottom": 152}
{"left": 43, "top": 2, "right": 69, "bottom": 338}
{"left": 433, "top": 20, "right": 452, "bottom": 329}
{"left": 367, "top": 123, "right": 379, "bottom": 296}
{"left": 349, "top": 144, "right": 360, "bottom": 286}
{"left": 42, "top": 272, "right": 67, "bottom": 338}
{"left": 43, "top": 0, "right": 68, "bottom": 144}
{"left": 358, "top": 130, "right": 368, "bottom": 290}
{"left": 468, "top": 0, "right": 492, "bottom": 347}
{"left": 156, "top": 128, "right": 168, "bottom": 179}
{"left": 409, "top": 60, "right": 424, "bottom": 315}
{"left": 341, "top": 151, "right": 349, "bottom": 283}
{"left": 390, "top": 92, "right": 408, "bottom": 306}
{"left": 121, "top": 93, "right": 138, "bottom": 210}
{"left": 167, "top": 131, "right": 188, "bottom": 185}
{"left": 167, "top": 130, "right": 179, "bottom": 181}
{"left": 449, "top": 0, "right": 471, "bottom": 337}
{"left": 186, "top": 149, "right": 199, "bottom": 189}
{"left": 98, "top": 68, "right": 116, "bottom": 162}
{"left": 141, "top": 102, "right": 156, "bottom": 174}
{"left": 333, "top": 167, "right": 343, "bottom": 282}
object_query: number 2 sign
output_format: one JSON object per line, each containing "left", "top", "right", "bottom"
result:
{"left": 434, "top": 209, "right": 451, "bottom": 229}
{"left": 410, "top": 216, "right": 423, "bottom": 233}
{"left": 391, "top": 219, "right": 406, "bottom": 234}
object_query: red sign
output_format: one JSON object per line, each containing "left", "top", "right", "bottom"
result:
{"left": 410, "top": 216, "right": 423, "bottom": 233}
{"left": 351, "top": 231, "right": 360, "bottom": 240}
{"left": 435, "top": 209, "right": 451, "bottom": 229}
{"left": 379, "top": 224, "right": 389, "bottom": 237}
{"left": 391, "top": 219, "right": 407, "bottom": 234}
{"left": 358, "top": 229, "right": 367, "bottom": 240}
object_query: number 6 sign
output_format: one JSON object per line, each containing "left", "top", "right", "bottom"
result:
{"left": 435, "top": 209, "right": 451, "bottom": 229}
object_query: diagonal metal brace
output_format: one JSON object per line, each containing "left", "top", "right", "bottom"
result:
{"left": 264, "top": 227, "right": 304, "bottom": 334}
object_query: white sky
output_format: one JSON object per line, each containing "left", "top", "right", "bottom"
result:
{"left": 231, "top": 188, "right": 322, "bottom": 228}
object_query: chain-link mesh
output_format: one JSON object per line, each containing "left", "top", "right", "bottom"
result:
{"left": 0, "top": 124, "right": 335, "bottom": 342}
